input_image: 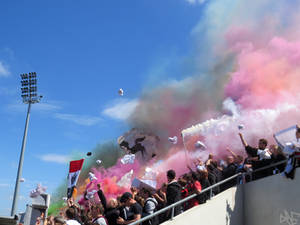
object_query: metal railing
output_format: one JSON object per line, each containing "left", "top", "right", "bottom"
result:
{"left": 129, "top": 172, "right": 242, "bottom": 225}
{"left": 251, "top": 155, "right": 299, "bottom": 173}
{"left": 129, "top": 155, "right": 300, "bottom": 225}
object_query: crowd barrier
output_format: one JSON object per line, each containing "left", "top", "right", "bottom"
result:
{"left": 129, "top": 155, "right": 300, "bottom": 225}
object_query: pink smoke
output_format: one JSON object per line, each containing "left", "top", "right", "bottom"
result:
{"left": 74, "top": 2, "right": 300, "bottom": 205}
{"left": 225, "top": 36, "right": 300, "bottom": 109}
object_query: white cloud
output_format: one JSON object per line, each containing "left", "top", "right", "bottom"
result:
{"left": 6, "top": 102, "right": 62, "bottom": 113}
{"left": 185, "top": 0, "right": 206, "bottom": 4}
{"left": 54, "top": 113, "right": 102, "bottom": 126}
{"left": 0, "top": 183, "right": 10, "bottom": 187}
{"left": 102, "top": 98, "right": 139, "bottom": 120}
{"left": 38, "top": 154, "right": 70, "bottom": 164}
{"left": 34, "top": 102, "right": 61, "bottom": 111}
{"left": 0, "top": 61, "right": 10, "bottom": 77}
{"left": 186, "top": 0, "right": 196, "bottom": 4}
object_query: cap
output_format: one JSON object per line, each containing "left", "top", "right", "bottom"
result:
{"left": 120, "top": 192, "right": 132, "bottom": 203}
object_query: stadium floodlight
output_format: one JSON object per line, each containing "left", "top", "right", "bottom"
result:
{"left": 11, "top": 72, "right": 42, "bottom": 217}
{"left": 20, "top": 72, "right": 41, "bottom": 104}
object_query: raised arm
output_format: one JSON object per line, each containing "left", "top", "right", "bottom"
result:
{"left": 239, "top": 133, "right": 248, "bottom": 147}
{"left": 226, "top": 148, "right": 237, "bottom": 158}
{"left": 97, "top": 184, "right": 107, "bottom": 211}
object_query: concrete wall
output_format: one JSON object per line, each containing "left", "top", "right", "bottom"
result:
{"left": 162, "top": 186, "right": 244, "bottom": 225}
{"left": 244, "top": 171, "right": 300, "bottom": 225}
{"left": 160, "top": 169, "right": 300, "bottom": 225}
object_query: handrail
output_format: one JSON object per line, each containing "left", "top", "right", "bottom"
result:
{"left": 251, "top": 155, "right": 299, "bottom": 174}
{"left": 129, "top": 155, "right": 300, "bottom": 225}
{"left": 129, "top": 172, "right": 242, "bottom": 225}
{"left": 251, "top": 159, "right": 287, "bottom": 173}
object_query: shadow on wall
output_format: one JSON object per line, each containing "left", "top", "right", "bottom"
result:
{"left": 226, "top": 185, "right": 243, "bottom": 225}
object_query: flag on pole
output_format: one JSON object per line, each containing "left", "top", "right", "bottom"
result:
{"left": 67, "top": 159, "right": 84, "bottom": 199}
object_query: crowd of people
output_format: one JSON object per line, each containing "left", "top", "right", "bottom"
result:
{"left": 36, "top": 131, "right": 300, "bottom": 225}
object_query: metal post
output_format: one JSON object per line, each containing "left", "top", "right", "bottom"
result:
{"left": 171, "top": 207, "right": 174, "bottom": 220}
{"left": 11, "top": 102, "right": 31, "bottom": 216}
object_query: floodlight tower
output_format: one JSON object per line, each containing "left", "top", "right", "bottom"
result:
{"left": 11, "top": 72, "right": 42, "bottom": 217}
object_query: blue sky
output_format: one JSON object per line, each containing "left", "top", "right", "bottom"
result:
{"left": 0, "top": 0, "right": 207, "bottom": 216}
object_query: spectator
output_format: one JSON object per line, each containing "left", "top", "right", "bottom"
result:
{"left": 194, "top": 159, "right": 206, "bottom": 172}
{"left": 140, "top": 187, "right": 159, "bottom": 225}
{"left": 153, "top": 183, "right": 167, "bottom": 209}
{"left": 198, "top": 170, "right": 211, "bottom": 203}
{"left": 235, "top": 155, "right": 246, "bottom": 171}
{"left": 80, "top": 209, "right": 90, "bottom": 225}
{"left": 177, "top": 177, "right": 189, "bottom": 211}
{"left": 206, "top": 162, "right": 220, "bottom": 195}
{"left": 153, "top": 183, "right": 167, "bottom": 224}
{"left": 221, "top": 156, "right": 237, "bottom": 190}
{"left": 118, "top": 196, "right": 129, "bottom": 223}
{"left": 54, "top": 216, "right": 66, "bottom": 225}
{"left": 239, "top": 133, "right": 271, "bottom": 160}
{"left": 130, "top": 187, "right": 138, "bottom": 200}
{"left": 91, "top": 204, "right": 108, "bottom": 225}
{"left": 65, "top": 208, "right": 81, "bottom": 225}
{"left": 235, "top": 155, "right": 252, "bottom": 184}
{"left": 67, "top": 199, "right": 81, "bottom": 222}
{"left": 118, "top": 192, "right": 142, "bottom": 225}
{"left": 166, "top": 169, "right": 182, "bottom": 219}
{"left": 210, "top": 160, "right": 223, "bottom": 182}
{"left": 105, "top": 198, "right": 122, "bottom": 225}
{"left": 239, "top": 133, "right": 271, "bottom": 179}
{"left": 270, "top": 145, "right": 287, "bottom": 174}
{"left": 97, "top": 184, "right": 107, "bottom": 212}
{"left": 187, "top": 172, "right": 202, "bottom": 209}
{"left": 274, "top": 127, "right": 300, "bottom": 179}
{"left": 205, "top": 154, "right": 214, "bottom": 166}
{"left": 134, "top": 194, "right": 145, "bottom": 209}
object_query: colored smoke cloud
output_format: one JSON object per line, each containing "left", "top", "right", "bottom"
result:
{"left": 50, "top": 0, "right": 300, "bottom": 213}
{"left": 226, "top": 37, "right": 300, "bottom": 109}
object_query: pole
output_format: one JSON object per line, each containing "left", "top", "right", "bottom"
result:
{"left": 11, "top": 102, "right": 32, "bottom": 216}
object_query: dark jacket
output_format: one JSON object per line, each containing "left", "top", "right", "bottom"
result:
{"left": 198, "top": 178, "right": 211, "bottom": 203}
{"left": 207, "top": 171, "right": 219, "bottom": 195}
{"left": 97, "top": 189, "right": 107, "bottom": 212}
{"left": 166, "top": 181, "right": 182, "bottom": 217}
{"left": 105, "top": 208, "right": 120, "bottom": 225}
{"left": 221, "top": 163, "right": 238, "bottom": 191}
{"left": 270, "top": 154, "right": 287, "bottom": 173}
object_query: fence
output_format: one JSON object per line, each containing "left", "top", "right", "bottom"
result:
{"left": 129, "top": 155, "right": 299, "bottom": 225}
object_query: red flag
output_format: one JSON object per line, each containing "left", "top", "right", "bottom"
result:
{"left": 67, "top": 159, "right": 84, "bottom": 198}
{"left": 69, "top": 159, "right": 84, "bottom": 173}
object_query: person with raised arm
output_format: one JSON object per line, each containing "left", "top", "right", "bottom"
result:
{"left": 238, "top": 133, "right": 272, "bottom": 179}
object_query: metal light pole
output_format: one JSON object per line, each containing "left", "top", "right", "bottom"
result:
{"left": 11, "top": 72, "right": 42, "bottom": 217}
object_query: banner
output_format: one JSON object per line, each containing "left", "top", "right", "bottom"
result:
{"left": 67, "top": 159, "right": 84, "bottom": 199}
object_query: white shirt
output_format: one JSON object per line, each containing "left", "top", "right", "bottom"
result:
{"left": 257, "top": 149, "right": 271, "bottom": 160}
{"left": 66, "top": 219, "right": 81, "bottom": 225}
{"left": 144, "top": 197, "right": 158, "bottom": 214}
{"left": 93, "top": 217, "right": 108, "bottom": 225}
{"left": 284, "top": 141, "right": 300, "bottom": 155}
